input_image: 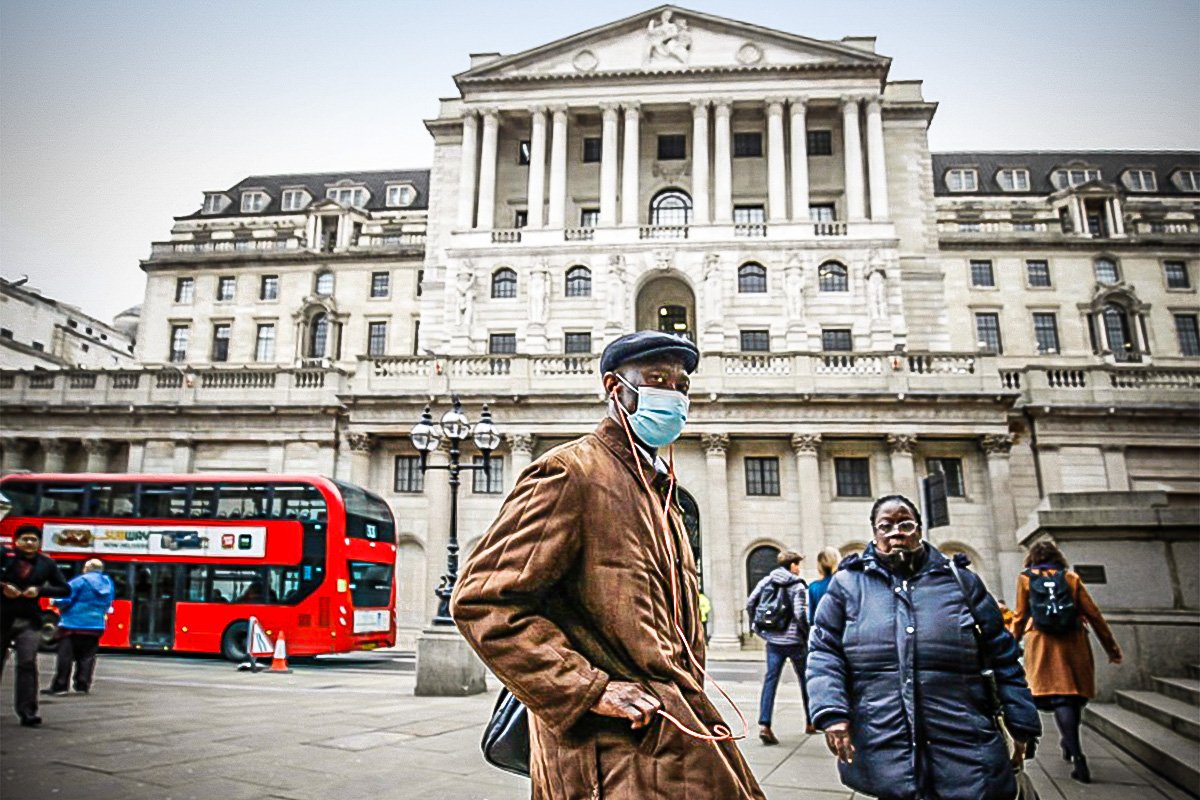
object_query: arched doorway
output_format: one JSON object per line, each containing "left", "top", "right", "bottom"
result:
{"left": 745, "top": 544, "right": 780, "bottom": 596}
{"left": 677, "top": 488, "right": 702, "bottom": 590}
{"left": 636, "top": 274, "right": 696, "bottom": 341}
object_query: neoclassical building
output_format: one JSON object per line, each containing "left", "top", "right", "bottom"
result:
{"left": 1, "top": 7, "right": 1197, "bottom": 658}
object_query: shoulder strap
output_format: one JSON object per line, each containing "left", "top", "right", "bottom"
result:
{"left": 949, "top": 560, "right": 988, "bottom": 662}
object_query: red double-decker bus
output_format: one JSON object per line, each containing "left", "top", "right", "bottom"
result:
{"left": 0, "top": 474, "right": 397, "bottom": 661}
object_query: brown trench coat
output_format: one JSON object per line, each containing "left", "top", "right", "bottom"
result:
{"left": 1013, "top": 569, "right": 1122, "bottom": 699}
{"left": 452, "top": 418, "right": 765, "bottom": 800}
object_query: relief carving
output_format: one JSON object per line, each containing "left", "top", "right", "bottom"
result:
{"left": 645, "top": 10, "right": 692, "bottom": 65}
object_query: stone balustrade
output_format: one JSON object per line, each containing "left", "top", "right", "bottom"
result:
{"left": 449, "top": 220, "right": 894, "bottom": 249}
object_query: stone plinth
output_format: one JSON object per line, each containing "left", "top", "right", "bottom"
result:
{"left": 414, "top": 626, "right": 488, "bottom": 696}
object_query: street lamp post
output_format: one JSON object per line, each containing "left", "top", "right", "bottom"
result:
{"left": 409, "top": 394, "right": 501, "bottom": 625}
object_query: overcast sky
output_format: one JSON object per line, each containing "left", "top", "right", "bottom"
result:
{"left": 2, "top": 0, "right": 1198, "bottom": 321}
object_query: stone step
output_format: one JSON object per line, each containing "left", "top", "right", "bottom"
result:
{"left": 1187, "top": 663, "right": 1200, "bottom": 681}
{"left": 1084, "top": 702, "right": 1200, "bottom": 796}
{"left": 1117, "top": 690, "right": 1200, "bottom": 740}
{"left": 1153, "top": 676, "right": 1200, "bottom": 707}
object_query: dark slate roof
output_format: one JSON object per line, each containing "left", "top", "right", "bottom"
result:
{"left": 179, "top": 169, "right": 431, "bottom": 219}
{"left": 931, "top": 151, "right": 1200, "bottom": 196}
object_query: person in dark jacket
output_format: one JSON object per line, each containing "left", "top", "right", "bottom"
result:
{"left": 746, "top": 550, "right": 809, "bottom": 744}
{"left": 1, "top": 525, "right": 70, "bottom": 727}
{"left": 806, "top": 495, "right": 1041, "bottom": 800}
{"left": 44, "top": 558, "right": 114, "bottom": 695}
{"left": 807, "top": 546, "right": 841, "bottom": 624}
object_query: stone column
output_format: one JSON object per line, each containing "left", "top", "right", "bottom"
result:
{"left": 701, "top": 433, "right": 739, "bottom": 650}
{"left": 0, "top": 438, "right": 27, "bottom": 475}
{"left": 841, "top": 96, "right": 866, "bottom": 222}
{"left": 621, "top": 104, "right": 640, "bottom": 227}
{"left": 599, "top": 104, "right": 620, "bottom": 227}
{"left": 1102, "top": 444, "right": 1130, "bottom": 490}
{"left": 712, "top": 100, "right": 733, "bottom": 224}
{"left": 547, "top": 106, "right": 568, "bottom": 229}
{"left": 509, "top": 434, "right": 536, "bottom": 478}
{"left": 41, "top": 440, "right": 68, "bottom": 473}
{"left": 690, "top": 101, "right": 710, "bottom": 225}
{"left": 126, "top": 440, "right": 146, "bottom": 472}
{"left": 474, "top": 109, "right": 499, "bottom": 231}
{"left": 791, "top": 434, "right": 826, "bottom": 578}
{"left": 346, "top": 433, "right": 374, "bottom": 487}
{"left": 1039, "top": 445, "right": 1063, "bottom": 495}
{"left": 82, "top": 439, "right": 111, "bottom": 473}
{"left": 172, "top": 438, "right": 194, "bottom": 474}
{"left": 789, "top": 98, "right": 810, "bottom": 221}
{"left": 526, "top": 106, "right": 547, "bottom": 229}
{"left": 886, "top": 434, "right": 918, "bottom": 498}
{"left": 1110, "top": 198, "right": 1126, "bottom": 236}
{"left": 766, "top": 99, "right": 787, "bottom": 222}
{"left": 456, "top": 112, "right": 479, "bottom": 229}
{"left": 982, "top": 434, "right": 1020, "bottom": 595}
{"left": 864, "top": 97, "right": 889, "bottom": 221}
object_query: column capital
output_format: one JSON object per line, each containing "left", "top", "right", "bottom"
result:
{"left": 527, "top": 104, "right": 548, "bottom": 117}
{"left": 478, "top": 106, "right": 500, "bottom": 123}
{"left": 41, "top": 439, "right": 69, "bottom": 455}
{"left": 346, "top": 432, "right": 375, "bottom": 453}
{"left": 690, "top": 99, "right": 710, "bottom": 118}
{"left": 790, "top": 97, "right": 809, "bottom": 112}
{"left": 598, "top": 102, "right": 621, "bottom": 117}
{"left": 508, "top": 433, "right": 536, "bottom": 455}
{"left": 981, "top": 433, "right": 1015, "bottom": 455}
{"left": 864, "top": 96, "right": 884, "bottom": 114}
{"left": 886, "top": 434, "right": 917, "bottom": 455}
{"left": 791, "top": 433, "right": 822, "bottom": 455}
{"left": 81, "top": 438, "right": 111, "bottom": 455}
{"left": 700, "top": 433, "right": 729, "bottom": 455}
{"left": 839, "top": 94, "right": 864, "bottom": 110}
{"left": 548, "top": 104, "right": 569, "bottom": 117}
{"left": 765, "top": 98, "right": 786, "bottom": 115}
{"left": 712, "top": 99, "right": 733, "bottom": 117}
{"left": 623, "top": 101, "right": 642, "bottom": 115}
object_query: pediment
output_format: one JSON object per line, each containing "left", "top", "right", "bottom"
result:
{"left": 457, "top": 5, "right": 888, "bottom": 84}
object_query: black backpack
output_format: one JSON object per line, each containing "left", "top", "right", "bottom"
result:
{"left": 1024, "top": 569, "right": 1078, "bottom": 634}
{"left": 754, "top": 577, "right": 800, "bottom": 632}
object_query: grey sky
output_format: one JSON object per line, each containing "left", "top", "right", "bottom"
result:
{"left": 2, "top": 0, "right": 1197, "bottom": 322}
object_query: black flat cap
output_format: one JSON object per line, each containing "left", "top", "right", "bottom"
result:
{"left": 600, "top": 331, "right": 700, "bottom": 375}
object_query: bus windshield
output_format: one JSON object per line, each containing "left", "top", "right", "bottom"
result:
{"left": 333, "top": 480, "right": 395, "bottom": 544}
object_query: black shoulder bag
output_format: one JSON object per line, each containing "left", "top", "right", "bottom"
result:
{"left": 481, "top": 689, "right": 531, "bottom": 777}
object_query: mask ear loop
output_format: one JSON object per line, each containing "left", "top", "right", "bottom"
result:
{"left": 609, "top": 384, "right": 748, "bottom": 743}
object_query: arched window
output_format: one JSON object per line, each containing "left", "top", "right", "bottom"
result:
{"left": 737, "top": 262, "right": 767, "bottom": 293}
{"left": 745, "top": 545, "right": 780, "bottom": 597}
{"left": 314, "top": 271, "right": 334, "bottom": 296}
{"left": 1103, "top": 303, "right": 1134, "bottom": 357}
{"left": 649, "top": 189, "right": 692, "bottom": 226}
{"left": 308, "top": 313, "right": 329, "bottom": 358}
{"left": 819, "top": 261, "right": 849, "bottom": 292}
{"left": 491, "top": 268, "right": 517, "bottom": 299}
{"left": 565, "top": 266, "right": 592, "bottom": 298}
{"left": 1094, "top": 257, "right": 1120, "bottom": 285}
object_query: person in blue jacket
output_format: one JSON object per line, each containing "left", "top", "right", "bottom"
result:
{"left": 44, "top": 559, "right": 114, "bottom": 695}
{"left": 806, "top": 495, "right": 1041, "bottom": 800}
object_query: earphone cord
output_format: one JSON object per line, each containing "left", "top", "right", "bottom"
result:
{"left": 612, "top": 388, "right": 749, "bottom": 743}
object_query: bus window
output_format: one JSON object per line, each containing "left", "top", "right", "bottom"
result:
{"left": 91, "top": 483, "right": 137, "bottom": 517}
{"left": 190, "top": 485, "right": 218, "bottom": 519}
{"left": 39, "top": 484, "right": 86, "bottom": 517}
{"left": 269, "top": 485, "right": 327, "bottom": 522}
{"left": 216, "top": 485, "right": 268, "bottom": 519}
{"left": 211, "top": 567, "right": 267, "bottom": 604}
{"left": 1, "top": 480, "right": 39, "bottom": 516}
{"left": 184, "top": 565, "right": 209, "bottom": 602}
{"left": 333, "top": 481, "right": 396, "bottom": 544}
{"left": 106, "top": 565, "right": 132, "bottom": 601}
{"left": 265, "top": 566, "right": 303, "bottom": 604}
{"left": 55, "top": 560, "right": 81, "bottom": 581}
{"left": 138, "top": 484, "right": 190, "bottom": 519}
{"left": 347, "top": 561, "right": 393, "bottom": 607}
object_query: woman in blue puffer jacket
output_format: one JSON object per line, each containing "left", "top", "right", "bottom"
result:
{"left": 45, "top": 559, "right": 114, "bottom": 695}
{"left": 806, "top": 495, "right": 1041, "bottom": 800}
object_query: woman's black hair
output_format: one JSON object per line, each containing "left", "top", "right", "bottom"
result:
{"left": 869, "top": 494, "right": 922, "bottom": 529}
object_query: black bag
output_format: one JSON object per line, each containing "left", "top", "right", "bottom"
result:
{"left": 1023, "top": 568, "right": 1078, "bottom": 634}
{"left": 481, "top": 688, "right": 530, "bottom": 778}
{"left": 753, "top": 577, "right": 799, "bottom": 632}
{"left": 948, "top": 560, "right": 1004, "bottom": 717}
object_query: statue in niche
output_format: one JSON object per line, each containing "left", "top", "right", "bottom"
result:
{"left": 784, "top": 261, "right": 804, "bottom": 322}
{"left": 606, "top": 255, "right": 628, "bottom": 324}
{"left": 702, "top": 253, "right": 722, "bottom": 326}
{"left": 645, "top": 9, "right": 692, "bottom": 65}
{"left": 455, "top": 265, "right": 477, "bottom": 328}
{"left": 865, "top": 249, "right": 888, "bottom": 321}
{"left": 529, "top": 261, "right": 549, "bottom": 324}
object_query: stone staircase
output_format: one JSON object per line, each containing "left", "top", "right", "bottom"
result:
{"left": 1084, "top": 663, "right": 1200, "bottom": 796}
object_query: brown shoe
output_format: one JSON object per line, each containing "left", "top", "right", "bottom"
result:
{"left": 759, "top": 725, "right": 779, "bottom": 745}
{"left": 805, "top": 724, "right": 818, "bottom": 735}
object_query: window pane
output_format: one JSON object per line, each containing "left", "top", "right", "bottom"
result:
{"left": 215, "top": 485, "right": 269, "bottom": 519}
{"left": 348, "top": 561, "right": 393, "bottom": 607}
{"left": 1094, "top": 259, "right": 1119, "bottom": 284}
{"left": 472, "top": 456, "right": 504, "bottom": 493}
{"left": 975, "top": 313, "right": 1002, "bottom": 354}
{"left": 211, "top": 567, "right": 267, "bottom": 604}
{"left": 518, "top": 140, "right": 531, "bottom": 165}
{"left": 371, "top": 272, "right": 390, "bottom": 298}
{"left": 260, "top": 275, "right": 279, "bottom": 300}
{"left": 1033, "top": 313, "right": 1060, "bottom": 354}
{"left": 806, "top": 130, "right": 832, "bottom": 156}
{"left": 489, "top": 334, "right": 517, "bottom": 354}
{"left": 733, "top": 206, "right": 765, "bottom": 225}
{"left": 491, "top": 269, "right": 517, "bottom": 299}
{"left": 926, "top": 458, "right": 965, "bottom": 497}
{"left": 170, "top": 325, "right": 189, "bottom": 363}
{"left": 91, "top": 483, "right": 137, "bottom": 516}
{"left": 649, "top": 191, "right": 692, "bottom": 226}
{"left": 579, "top": 208, "right": 600, "bottom": 227}
{"left": 1165, "top": 261, "right": 1190, "bottom": 289}
{"left": 137, "top": 484, "right": 191, "bottom": 519}
{"left": 368, "top": 322, "right": 387, "bottom": 357}
{"left": 744, "top": 457, "right": 780, "bottom": 496}
{"left": 394, "top": 455, "right": 425, "bottom": 493}
{"left": 740, "top": 330, "right": 770, "bottom": 352}
{"left": 822, "top": 329, "right": 853, "bottom": 351}
{"left": 1026, "top": 260, "right": 1051, "bottom": 287}
{"left": 834, "top": 458, "right": 871, "bottom": 497}
{"left": 657, "top": 134, "right": 686, "bottom": 160}
{"left": 733, "top": 132, "right": 762, "bottom": 158}
{"left": 175, "top": 278, "right": 194, "bottom": 303}
{"left": 565, "top": 266, "right": 592, "bottom": 297}
{"left": 268, "top": 484, "right": 327, "bottom": 521}
{"left": 211, "top": 324, "right": 231, "bottom": 362}
{"left": 38, "top": 484, "right": 86, "bottom": 515}
{"left": 737, "top": 263, "right": 767, "bottom": 293}
{"left": 969, "top": 260, "right": 994, "bottom": 287}
{"left": 582, "top": 137, "right": 602, "bottom": 163}
{"left": 315, "top": 272, "right": 334, "bottom": 296}
{"left": 818, "top": 262, "right": 848, "bottom": 292}
{"left": 809, "top": 204, "right": 835, "bottom": 222}
{"left": 217, "top": 277, "right": 235, "bottom": 301}
{"left": 564, "top": 332, "right": 592, "bottom": 354}
{"left": 255, "top": 325, "right": 275, "bottom": 362}
{"left": 1176, "top": 314, "right": 1200, "bottom": 356}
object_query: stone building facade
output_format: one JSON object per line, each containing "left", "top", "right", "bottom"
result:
{"left": 1, "top": 7, "right": 1197, "bottom": 654}
{"left": 0, "top": 276, "right": 137, "bottom": 370}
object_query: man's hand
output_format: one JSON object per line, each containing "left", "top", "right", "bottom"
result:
{"left": 591, "top": 681, "right": 662, "bottom": 730}
{"left": 823, "top": 721, "right": 855, "bottom": 764}
{"left": 1011, "top": 739, "right": 1027, "bottom": 769}
{"left": 1, "top": 583, "right": 20, "bottom": 599}
{"left": 1109, "top": 651, "right": 1124, "bottom": 665}
{"left": 21, "top": 586, "right": 38, "bottom": 599}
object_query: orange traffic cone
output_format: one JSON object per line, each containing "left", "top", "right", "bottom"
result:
{"left": 268, "top": 631, "right": 292, "bottom": 673}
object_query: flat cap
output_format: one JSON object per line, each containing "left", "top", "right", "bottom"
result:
{"left": 600, "top": 331, "right": 700, "bottom": 375}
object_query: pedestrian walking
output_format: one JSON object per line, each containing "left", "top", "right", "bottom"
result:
{"left": 43, "top": 558, "right": 114, "bottom": 696}
{"left": 806, "top": 546, "right": 841, "bottom": 624}
{"left": 806, "top": 494, "right": 1042, "bottom": 800}
{"left": 1013, "top": 540, "right": 1122, "bottom": 784}
{"left": 453, "top": 331, "right": 764, "bottom": 799}
{"left": 745, "top": 550, "right": 810, "bottom": 743}
{"left": 1, "top": 525, "right": 70, "bottom": 727}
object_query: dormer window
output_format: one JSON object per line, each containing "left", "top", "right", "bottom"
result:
{"left": 1122, "top": 170, "right": 1157, "bottom": 192}
{"left": 241, "top": 191, "right": 269, "bottom": 213}
{"left": 326, "top": 186, "right": 369, "bottom": 208}
{"left": 945, "top": 169, "right": 978, "bottom": 192}
{"left": 281, "top": 188, "right": 311, "bottom": 211}
{"left": 386, "top": 184, "right": 417, "bottom": 208}
{"left": 1173, "top": 169, "right": 1200, "bottom": 193}
{"left": 996, "top": 169, "right": 1030, "bottom": 191}
{"left": 1050, "top": 168, "right": 1102, "bottom": 190}
{"left": 202, "top": 193, "right": 231, "bottom": 215}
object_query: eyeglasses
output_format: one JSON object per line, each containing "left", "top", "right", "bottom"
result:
{"left": 875, "top": 520, "right": 919, "bottom": 535}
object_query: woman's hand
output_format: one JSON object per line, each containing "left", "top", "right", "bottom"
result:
{"left": 591, "top": 681, "right": 662, "bottom": 730}
{"left": 823, "top": 721, "right": 855, "bottom": 763}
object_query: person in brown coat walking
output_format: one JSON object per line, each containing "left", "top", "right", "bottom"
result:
{"left": 453, "top": 331, "right": 765, "bottom": 800}
{"left": 1013, "top": 540, "right": 1123, "bottom": 784}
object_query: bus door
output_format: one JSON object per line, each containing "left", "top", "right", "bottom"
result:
{"left": 130, "top": 563, "right": 180, "bottom": 649}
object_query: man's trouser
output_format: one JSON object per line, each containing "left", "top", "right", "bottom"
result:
{"left": 50, "top": 632, "right": 101, "bottom": 692}
{"left": 1, "top": 619, "right": 43, "bottom": 719}
{"left": 758, "top": 641, "right": 808, "bottom": 727}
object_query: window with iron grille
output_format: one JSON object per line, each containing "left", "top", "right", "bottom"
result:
{"left": 175, "top": 277, "right": 194, "bottom": 303}
{"left": 211, "top": 323, "right": 231, "bottom": 362}
{"left": 169, "top": 325, "right": 190, "bottom": 363}
{"left": 564, "top": 332, "right": 592, "bottom": 354}
{"left": 1175, "top": 314, "right": 1200, "bottom": 356}
{"left": 744, "top": 457, "right": 780, "bottom": 496}
{"left": 834, "top": 458, "right": 871, "bottom": 497}
{"left": 740, "top": 330, "right": 770, "bottom": 352}
{"left": 806, "top": 130, "right": 833, "bottom": 156}
{"left": 737, "top": 262, "right": 767, "bottom": 293}
{"left": 217, "top": 276, "right": 236, "bottom": 302}
{"left": 367, "top": 321, "right": 388, "bottom": 356}
{"left": 1033, "top": 313, "right": 1060, "bottom": 354}
{"left": 260, "top": 275, "right": 279, "bottom": 301}
{"left": 657, "top": 134, "right": 687, "bottom": 160}
{"left": 370, "top": 272, "right": 390, "bottom": 298}
{"left": 822, "top": 329, "right": 853, "bottom": 352}
{"left": 1026, "top": 260, "right": 1051, "bottom": 287}
{"left": 969, "top": 260, "right": 994, "bottom": 288}
{"left": 1165, "top": 261, "right": 1191, "bottom": 289}
{"left": 926, "top": 458, "right": 965, "bottom": 497}
{"left": 819, "top": 262, "right": 848, "bottom": 292}
{"left": 491, "top": 268, "right": 517, "bottom": 299}
{"left": 489, "top": 333, "right": 517, "bottom": 354}
{"left": 393, "top": 455, "right": 425, "bottom": 493}
{"left": 733, "top": 132, "right": 762, "bottom": 158}
{"left": 582, "top": 137, "right": 602, "bottom": 163}
{"left": 975, "top": 313, "right": 1003, "bottom": 354}
{"left": 472, "top": 456, "right": 504, "bottom": 493}
{"left": 565, "top": 266, "right": 592, "bottom": 297}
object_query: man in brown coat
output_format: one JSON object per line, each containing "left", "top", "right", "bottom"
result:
{"left": 452, "top": 331, "right": 765, "bottom": 799}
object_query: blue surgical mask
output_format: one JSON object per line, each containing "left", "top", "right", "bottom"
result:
{"left": 616, "top": 375, "right": 690, "bottom": 448}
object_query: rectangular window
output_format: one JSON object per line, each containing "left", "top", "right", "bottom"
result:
{"left": 169, "top": 325, "right": 190, "bottom": 363}
{"left": 367, "top": 321, "right": 388, "bottom": 357}
{"left": 733, "top": 205, "right": 766, "bottom": 224}
{"left": 518, "top": 140, "right": 531, "bottom": 165}
{"left": 370, "top": 271, "right": 390, "bottom": 298}
{"left": 822, "top": 329, "right": 853, "bottom": 352}
{"left": 975, "top": 313, "right": 1003, "bottom": 354}
{"left": 579, "top": 208, "right": 600, "bottom": 227}
{"left": 489, "top": 333, "right": 517, "bottom": 355}
{"left": 806, "top": 130, "right": 833, "bottom": 156}
{"left": 997, "top": 169, "right": 1030, "bottom": 191}
{"left": 1125, "top": 170, "right": 1157, "bottom": 192}
{"left": 514, "top": 210, "right": 528, "bottom": 229}
{"left": 472, "top": 456, "right": 504, "bottom": 494}
{"left": 416, "top": 269, "right": 424, "bottom": 298}
{"left": 926, "top": 458, "right": 965, "bottom": 497}
{"left": 733, "top": 132, "right": 763, "bottom": 158}
{"left": 564, "top": 332, "right": 592, "bottom": 354}
{"left": 744, "top": 457, "right": 781, "bottom": 496}
{"left": 969, "top": 260, "right": 995, "bottom": 288}
{"left": 254, "top": 324, "right": 275, "bottom": 362}
{"left": 809, "top": 203, "right": 836, "bottom": 222}
{"left": 946, "top": 169, "right": 979, "bottom": 192}
{"left": 1033, "top": 312, "right": 1060, "bottom": 354}
{"left": 834, "top": 458, "right": 871, "bottom": 498}
{"left": 740, "top": 330, "right": 770, "bottom": 352}
{"left": 281, "top": 189, "right": 308, "bottom": 211}
{"left": 203, "top": 194, "right": 227, "bottom": 214}
{"left": 1026, "top": 260, "right": 1051, "bottom": 287}
{"left": 240, "top": 191, "right": 268, "bottom": 213}
{"left": 657, "top": 134, "right": 686, "bottom": 160}
{"left": 1165, "top": 261, "right": 1191, "bottom": 289}
{"left": 386, "top": 184, "right": 415, "bottom": 207}
{"left": 326, "top": 187, "right": 367, "bottom": 207}
{"left": 582, "top": 137, "right": 602, "bottom": 163}
{"left": 217, "top": 276, "right": 236, "bottom": 301}
{"left": 260, "top": 275, "right": 279, "bottom": 301}
{"left": 175, "top": 277, "right": 194, "bottom": 303}
{"left": 211, "top": 323, "right": 231, "bottom": 362}
{"left": 394, "top": 455, "right": 425, "bottom": 493}
{"left": 1176, "top": 314, "right": 1200, "bottom": 356}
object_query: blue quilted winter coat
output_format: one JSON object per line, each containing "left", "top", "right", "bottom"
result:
{"left": 806, "top": 543, "right": 1041, "bottom": 800}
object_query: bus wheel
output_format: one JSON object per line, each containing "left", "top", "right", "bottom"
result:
{"left": 220, "top": 621, "right": 249, "bottom": 663}
{"left": 37, "top": 614, "right": 60, "bottom": 653}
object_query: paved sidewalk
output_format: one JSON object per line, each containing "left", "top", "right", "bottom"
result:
{"left": 0, "top": 653, "right": 1191, "bottom": 800}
